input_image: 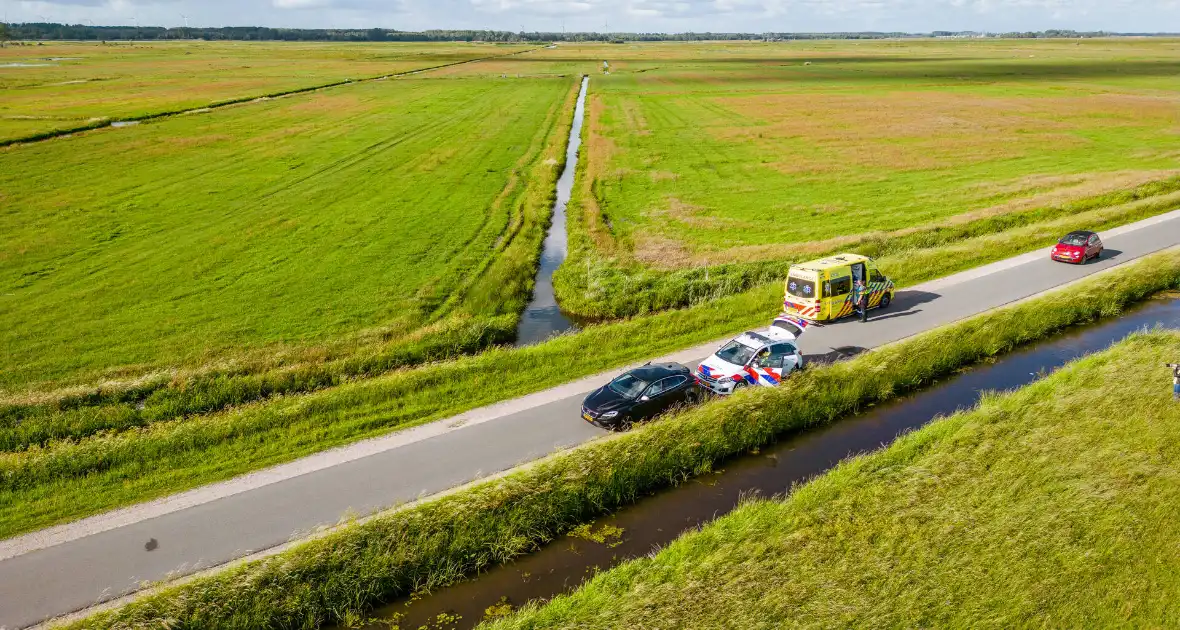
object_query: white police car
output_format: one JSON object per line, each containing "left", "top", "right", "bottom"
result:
{"left": 694, "top": 315, "right": 807, "bottom": 395}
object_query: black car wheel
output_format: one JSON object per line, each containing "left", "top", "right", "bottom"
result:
{"left": 614, "top": 416, "right": 633, "bottom": 432}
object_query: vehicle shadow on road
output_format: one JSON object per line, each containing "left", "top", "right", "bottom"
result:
{"left": 869, "top": 289, "right": 941, "bottom": 322}
{"left": 887, "top": 289, "right": 940, "bottom": 312}
{"left": 819, "top": 290, "right": 940, "bottom": 326}
{"left": 808, "top": 346, "right": 869, "bottom": 366}
{"left": 1097, "top": 248, "right": 1124, "bottom": 262}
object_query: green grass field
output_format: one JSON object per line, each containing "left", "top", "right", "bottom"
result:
{"left": 553, "top": 38, "right": 1180, "bottom": 316}
{"left": 0, "top": 40, "right": 532, "bottom": 142}
{"left": 487, "top": 329, "right": 1180, "bottom": 629}
{"left": 0, "top": 71, "right": 573, "bottom": 390}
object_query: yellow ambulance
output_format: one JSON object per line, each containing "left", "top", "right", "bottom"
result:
{"left": 782, "top": 253, "right": 895, "bottom": 322}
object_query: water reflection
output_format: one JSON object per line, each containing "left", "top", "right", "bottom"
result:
{"left": 515, "top": 76, "right": 589, "bottom": 347}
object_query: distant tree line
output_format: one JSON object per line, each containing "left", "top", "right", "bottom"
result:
{"left": 0, "top": 23, "right": 1175, "bottom": 43}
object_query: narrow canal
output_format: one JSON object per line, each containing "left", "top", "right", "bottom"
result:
{"left": 366, "top": 293, "right": 1180, "bottom": 629}
{"left": 514, "top": 76, "right": 588, "bottom": 347}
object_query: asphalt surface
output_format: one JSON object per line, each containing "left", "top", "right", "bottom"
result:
{"left": 3, "top": 209, "right": 1180, "bottom": 629}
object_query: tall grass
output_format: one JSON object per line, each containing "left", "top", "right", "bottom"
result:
{"left": 0, "top": 315, "right": 514, "bottom": 450}
{"left": 555, "top": 176, "right": 1180, "bottom": 318}
{"left": 487, "top": 330, "right": 1180, "bottom": 629}
{"left": 61, "top": 248, "right": 1180, "bottom": 630}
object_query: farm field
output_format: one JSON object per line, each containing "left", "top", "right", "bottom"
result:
{"left": 0, "top": 40, "right": 532, "bottom": 142}
{"left": 5, "top": 39, "right": 1180, "bottom": 538}
{"left": 488, "top": 329, "right": 1180, "bottom": 629}
{"left": 0, "top": 70, "right": 574, "bottom": 391}
{"left": 553, "top": 38, "right": 1180, "bottom": 316}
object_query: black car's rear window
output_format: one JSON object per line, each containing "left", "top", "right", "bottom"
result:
{"left": 608, "top": 373, "right": 649, "bottom": 399}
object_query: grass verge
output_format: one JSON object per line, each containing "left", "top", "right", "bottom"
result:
{"left": 59, "top": 248, "right": 1180, "bottom": 630}
{"left": 487, "top": 330, "right": 1180, "bottom": 629}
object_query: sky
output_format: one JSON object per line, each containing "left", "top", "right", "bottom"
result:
{"left": 3, "top": 0, "right": 1178, "bottom": 34}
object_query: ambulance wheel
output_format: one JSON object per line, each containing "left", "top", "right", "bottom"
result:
{"left": 880, "top": 293, "right": 891, "bottom": 309}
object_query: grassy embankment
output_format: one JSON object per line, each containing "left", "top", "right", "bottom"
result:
{"left": 488, "top": 330, "right": 1180, "bottom": 629}
{"left": 0, "top": 40, "right": 533, "bottom": 143}
{"left": 1, "top": 73, "right": 575, "bottom": 394}
{"left": 554, "top": 39, "right": 1180, "bottom": 317}
{"left": 60, "top": 248, "right": 1180, "bottom": 630}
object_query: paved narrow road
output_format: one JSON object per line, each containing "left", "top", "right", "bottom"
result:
{"left": 3, "top": 210, "right": 1180, "bottom": 629}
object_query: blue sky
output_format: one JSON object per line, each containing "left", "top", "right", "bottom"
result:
{"left": 4, "top": 0, "right": 1177, "bottom": 33}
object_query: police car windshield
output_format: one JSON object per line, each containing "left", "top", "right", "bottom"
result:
{"left": 716, "top": 341, "right": 756, "bottom": 366}
{"left": 787, "top": 275, "right": 816, "bottom": 299}
{"left": 608, "top": 373, "right": 649, "bottom": 399}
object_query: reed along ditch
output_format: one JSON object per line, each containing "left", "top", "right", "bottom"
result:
{"left": 514, "top": 76, "right": 588, "bottom": 347}
{"left": 357, "top": 293, "right": 1180, "bottom": 630}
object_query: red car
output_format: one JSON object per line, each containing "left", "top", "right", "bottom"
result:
{"left": 1051, "top": 230, "right": 1103, "bottom": 264}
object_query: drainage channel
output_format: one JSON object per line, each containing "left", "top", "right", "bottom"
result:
{"left": 514, "top": 76, "right": 588, "bottom": 347}
{"left": 358, "top": 293, "right": 1180, "bottom": 630}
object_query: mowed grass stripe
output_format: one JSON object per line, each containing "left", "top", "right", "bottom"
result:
{"left": 0, "top": 75, "right": 571, "bottom": 390}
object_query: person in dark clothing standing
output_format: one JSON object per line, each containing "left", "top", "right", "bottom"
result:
{"left": 853, "top": 279, "right": 869, "bottom": 323}
{"left": 1169, "top": 363, "right": 1180, "bottom": 400}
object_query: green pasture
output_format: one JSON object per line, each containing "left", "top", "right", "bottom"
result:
{"left": 0, "top": 40, "right": 532, "bottom": 142}
{"left": 540, "top": 38, "right": 1180, "bottom": 317}
{"left": 0, "top": 73, "right": 571, "bottom": 390}
{"left": 580, "top": 38, "right": 1180, "bottom": 261}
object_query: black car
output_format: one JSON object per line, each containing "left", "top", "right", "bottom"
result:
{"left": 581, "top": 362, "right": 698, "bottom": 430}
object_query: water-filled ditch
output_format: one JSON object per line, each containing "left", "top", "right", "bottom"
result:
{"left": 362, "top": 293, "right": 1180, "bottom": 629}
{"left": 514, "top": 76, "right": 588, "bottom": 347}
